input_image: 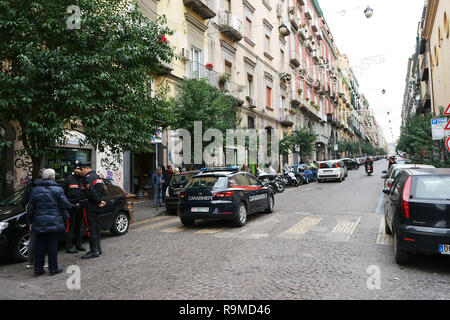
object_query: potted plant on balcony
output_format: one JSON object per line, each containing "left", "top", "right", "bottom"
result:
{"left": 205, "top": 63, "right": 214, "bottom": 71}
{"left": 218, "top": 73, "right": 230, "bottom": 89}
{"left": 298, "top": 88, "right": 303, "bottom": 96}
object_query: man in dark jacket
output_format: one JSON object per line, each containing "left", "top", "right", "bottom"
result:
{"left": 162, "top": 165, "right": 173, "bottom": 201}
{"left": 80, "top": 162, "right": 106, "bottom": 259}
{"left": 152, "top": 167, "right": 165, "bottom": 208}
{"left": 62, "top": 161, "right": 87, "bottom": 253}
{"left": 27, "top": 169, "right": 72, "bottom": 277}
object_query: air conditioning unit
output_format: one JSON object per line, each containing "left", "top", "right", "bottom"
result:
{"left": 246, "top": 96, "right": 257, "bottom": 108}
{"left": 180, "top": 48, "right": 191, "bottom": 61}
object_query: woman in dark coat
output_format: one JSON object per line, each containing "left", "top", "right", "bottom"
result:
{"left": 27, "top": 169, "right": 72, "bottom": 277}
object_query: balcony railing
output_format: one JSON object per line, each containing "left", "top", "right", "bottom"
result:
{"left": 218, "top": 9, "right": 243, "bottom": 42}
{"left": 290, "top": 50, "right": 300, "bottom": 67}
{"left": 183, "top": 0, "right": 216, "bottom": 19}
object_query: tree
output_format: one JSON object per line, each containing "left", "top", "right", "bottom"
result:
{"left": 279, "top": 127, "right": 317, "bottom": 159}
{"left": 397, "top": 113, "right": 449, "bottom": 168}
{"left": 171, "top": 78, "right": 241, "bottom": 166}
{"left": 0, "top": 0, "right": 174, "bottom": 177}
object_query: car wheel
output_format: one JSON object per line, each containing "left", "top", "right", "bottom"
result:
{"left": 110, "top": 212, "right": 130, "bottom": 236}
{"left": 394, "top": 230, "right": 409, "bottom": 265}
{"left": 385, "top": 216, "right": 392, "bottom": 235}
{"left": 265, "top": 195, "right": 274, "bottom": 214}
{"left": 233, "top": 203, "right": 247, "bottom": 227}
{"left": 12, "top": 230, "right": 29, "bottom": 262}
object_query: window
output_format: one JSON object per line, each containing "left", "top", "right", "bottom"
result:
{"left": 192, "top": 47, "right": 202, "bottom": 79}
{"left": 281, "top": 95, "right": 286, "bottom": 110}
{"left": 248, "top": 116, "right": 255, "bottom": 129}
{"left": 266, "top": 86, "right": 272, "bottom": 107}
{"left": 247, "top": 73, "right": 253, "bottom": 98}
{"left": 413, "top": 176, "right": 450, "bottom": 200}
{"left": 245, "top": 17, "right": 252, "bottom": 39}
{"left": 224, "top": 0, "right": 231, "bottom": 12}
{"left": 265, "top": 34, "right": 271, "bottom": 53}
{"left": 246, "top": 174, "right": 261, "bottom": 186}
{"left": 225, "top": 60, "right": 232, "bottom": 77}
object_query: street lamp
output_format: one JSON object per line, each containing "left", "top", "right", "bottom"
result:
{"left": 279, "top": 23, "right": 290, "bottom": 36}
{"left": 364, "top": 6, "right": 374, "bottom": 19}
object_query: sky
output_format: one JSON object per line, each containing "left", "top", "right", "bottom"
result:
{"left": 318, "top": 0, "right": 425, "bottom": 144}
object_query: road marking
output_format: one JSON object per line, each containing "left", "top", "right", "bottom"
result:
{"left": 375, "top": 193, "right": 385, "bottom": 214}
{"left": 131, "top": 215, "right": 169, "bottom": 227}
{"left": 133, "top": 217, "right": 180, "bottom": 232}
{"left": 376, "top": 217, "right": 393, "bottom": 245}
{"left": 196, "top": 227, "right": 227, "bottom": 234}
{"left": 161, "top": 225, "right": 188, "bottom": 233}
{"left": 331, "top": 217, "right": 361, "bottom": 241}
{"left": 283, "top": 217, "right": 322, "bottom": 235}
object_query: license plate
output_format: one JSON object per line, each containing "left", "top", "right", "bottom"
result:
{"left": 191, "top": 207, "right": 209, "bottom": 213}
{"left": 439, "top": 244, "right": 450, "bottom": 255}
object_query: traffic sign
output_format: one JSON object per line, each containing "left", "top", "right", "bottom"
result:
{"left": 446, "top": 119, "right": 450, "bottom": 131}
{"left": 431, "top": 118, "right": 448, "bottom": 140}
{"left": 446, "top": 137, "right": 450, "bottom": 153}
{"left": 445, "top": 104, "right": 450, "bottom": 116}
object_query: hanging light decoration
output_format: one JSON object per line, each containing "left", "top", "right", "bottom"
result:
{"left": 279, "top": 23, "right": 290, "bottom": 36}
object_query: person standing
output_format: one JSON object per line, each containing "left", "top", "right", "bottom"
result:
{"left": 21, "top": 168, "right": 45, "bottom": 269}
{"left": 27, "top": 169, "right": 72, "bottom": 277}
{"left": 152, "top": 167, "right": 165, "bottom": 208}
{"left": 62, "top": 161, "right": 87, "bottom": 254}
{"left": 162, "top": 165, "right": 173, "bottom": 201}
{"left": 79, "top": 162, "right": 106, "bottom": 259}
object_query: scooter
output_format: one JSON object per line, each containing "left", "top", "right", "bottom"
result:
{"left": 283, "top": 165, "right": 300, "bottom": 187}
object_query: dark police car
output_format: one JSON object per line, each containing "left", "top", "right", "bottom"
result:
{"left": 0, "top": 179, "right": 133, "bottom": 262}
{"left": 165, "top": 170, "right": 201, "bottom": 215}
{"left": 178, "top": 167, "right": 274, "bottom": 227}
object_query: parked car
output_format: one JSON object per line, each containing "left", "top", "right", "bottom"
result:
{"left": 341, "top": 158, "right": 359, "bottom": 171}
{"left": 317, "top": 160, "right": 346, "bottom": 183}
{"left": 178, "top": 167, "right": 274, "bottom": 227}
{"left": 165, "top": 170, "right": 201, "bottom": 215}
{"left": 0, "top": 179, "right": 133, "bottom": 262}
{"left": 395, "top": 158, "right": 412, "bottom": 165}
{"left": 383, "top": 168, "right": 450, "bottom": 265}
{"left": 382, "top": 164, "right": 436, "bottom": 190}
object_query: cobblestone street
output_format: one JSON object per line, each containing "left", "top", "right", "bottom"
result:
{"left": 1, "top": 160, "right": 450, "bottom": 300}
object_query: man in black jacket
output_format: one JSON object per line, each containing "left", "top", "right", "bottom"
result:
{"left": 79, "top": 162, "right": 107, "bottom": 259}
{"left": 62, "top": 161, "right": 87, "bottom": 254}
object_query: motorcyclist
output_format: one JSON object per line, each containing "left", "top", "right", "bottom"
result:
{"left": 365, "top": 157, "right": 374, "bottom": 171}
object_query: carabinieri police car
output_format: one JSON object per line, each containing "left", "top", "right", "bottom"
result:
{"left": 178, "top": 167, "right": 274, "bottom": 227}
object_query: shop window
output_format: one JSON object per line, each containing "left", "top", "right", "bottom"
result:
{"left": 46, "top": 148, "right": 92, "bottom": 180}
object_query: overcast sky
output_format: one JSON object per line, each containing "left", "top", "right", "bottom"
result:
{"left": 319, "top": 0, "right": 425, "bottom": 144}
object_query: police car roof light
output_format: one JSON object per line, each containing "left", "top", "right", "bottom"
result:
{"left": 200, "top": 166, "right": 240, "bottom": 173}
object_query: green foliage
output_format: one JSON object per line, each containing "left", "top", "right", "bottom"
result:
{"left": 279, "top": 127, "right": 317, "bottom": 157}
{"left": 171, "top": 79, "right": 241, "bottom": 164}
{"left": 397, "top": 113, "right": 449, "bottom": 168}
{"left": 0, "top": 0, "right": 175, "bottom": 173}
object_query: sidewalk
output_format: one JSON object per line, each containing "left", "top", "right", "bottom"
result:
{"left": 131, "top": 200, "right": 168, "bottom": 223}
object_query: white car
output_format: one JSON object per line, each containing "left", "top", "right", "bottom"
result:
{"left": 382, "top": 164, "right": 436, "bottom": 190}
{"left": 317, "top": 160, "right": 346, "bottom": 183}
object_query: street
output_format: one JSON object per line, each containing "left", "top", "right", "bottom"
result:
{"left": 1, "top": 160, "right": 450, "bottom": 300}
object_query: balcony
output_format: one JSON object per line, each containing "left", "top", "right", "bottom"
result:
{"left": 183, "top": 0, "right": 216, "bottom": 19}
{"left": 312, "top": 51, "right": 320, "bottom": 63}
{"left": 327, "top": 113, "right": 337, "bottom": 126}
{"left": 289, "top": 12, "right": 299, "bottom": 30}
{"left": 304, "top": 7, "right": 312, "bottom": 20}
{"left": 290, "top": 50, "right": 301, "bottom": 67}
{"left": 218, "top": 9, "right": 243, "bottom": 42}
{"left": 290, "top": 89, "right": 301, "bottom": 108}
{"left": 306, "top": 40, "right": 314, "bottom": 53}
{"left": 280, "top": 111, "right": 295, "bottom": 127}
{"left": 187, "top": 61, "right": 218, "bottom": 86}
{"left": 421, "top": 54, "right": 429, "bottom": 81}
{"left": 298, "top": 28, "right": 308, "bottom": 40}
{"left": 300, "top": 99, "right": 321, "bottom": 122}
{"left": 311, "top": 19, "right": 319, "bottom": 33}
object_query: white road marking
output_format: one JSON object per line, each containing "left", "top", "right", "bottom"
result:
{"left": 161, "top": 225, "right": 188, "bottom": 233}
{"left": 283, "top": 217, "right": 322, "bottom": 235}
{"left": 196, "top": 227, "right": 227, "bottom": 234}
{"left": 131, "top": 215, "right": 169, "bottom": 227}
{"left": 331, "top": 217, "right": 361, "bottom": 241}
{"left": 376, "top": 216, "right": 394, "bottom": 245}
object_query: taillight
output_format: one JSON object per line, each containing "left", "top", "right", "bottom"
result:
{"left": 214, "top": 191, "right": 235, "bottom": 198}
{"left": 178, "top": 193, "right": 187, "bottom": 198}
{"left": 335, "top": 163, "right": 338, "bottom": 168}
{"left": 401, "top": 176, "right": 412, "bottom": 219}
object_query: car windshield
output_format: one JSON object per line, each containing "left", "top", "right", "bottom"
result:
{"left": 0, "top": 189, "right": 24, "bottom": 207}
{"left": 185, "top": 176, "right": 228, "bottom": 191}
{"left": 413, "top": 176, "right": 450, "bottom": 200}
{"left": 319, "top": 162, "right": 337, "bottom": 169}
{"left": 170, "top": 173, "right": 196, "bottom": 188}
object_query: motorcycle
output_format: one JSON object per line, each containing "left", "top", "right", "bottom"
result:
{"left": 365, "top": 164, "right": 373, "bottom": 176}
{"left": 257, "top": 166, "right": 285, "bottom": 194}
{"left": 283, "top": 164, "right": 300, "bottom": 187}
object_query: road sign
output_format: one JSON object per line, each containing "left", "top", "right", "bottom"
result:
{"left": 446, "top": 119, "right": 450, "bottom": 131}
{"left": 431, "top": 118, "right": 449, "bottom": 140}
{"left": 446, "top": 137, "right": 450, "bottom": 153}
{"left": 151, "top": 128, "right": 162, "bottom": 144}
{"left": 444, "top": 104, "right": 450, "bottom": 116}
{"left": 334, "top": 144, "right": 339, "bottom": 151}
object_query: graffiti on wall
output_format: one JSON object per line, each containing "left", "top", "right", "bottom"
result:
{"left": 14, "top": 148, "right": 33, "bottom": 187}
{"left": 97, "top": 151, "right": 123, "bottom": 188}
